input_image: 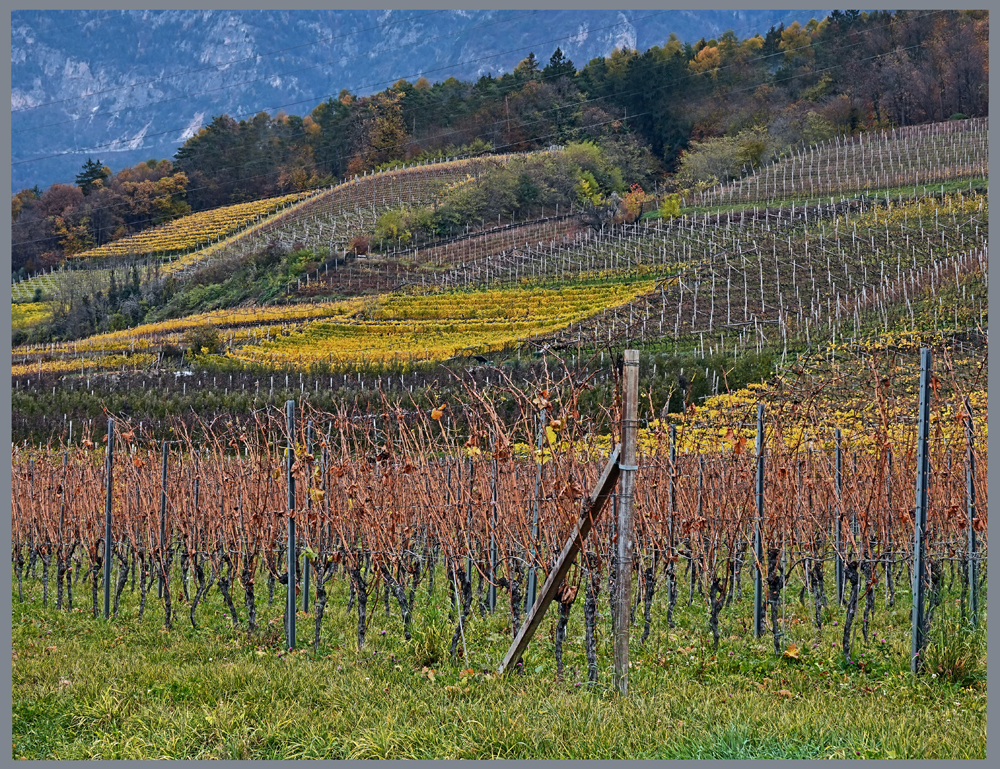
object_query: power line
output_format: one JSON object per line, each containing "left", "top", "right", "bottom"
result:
{"left": 10, "top": 12, "right": 954, "bottom": 249}
{"left": 11, "top": 9, "right": 451, "bottom": 114}
{"left": 13, "top": 9, "right": 675, "bottom": 165}
{"left": 12, "top": 10, "right": 539, "bottom": 137}
{"left": 11, "top": 40, "right": 941, "bottom": 254}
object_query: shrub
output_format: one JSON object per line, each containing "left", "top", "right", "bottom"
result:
{"left": 618, "top": 183, "right": 649, "bottom": 223}
{"left": 576, "top": 170, "right": 603, "bottom": 206}
{"left": 373, "top": 209, "right": 411, "bottom": 249}
{"left": 348, "top": 236, "right": 369, "bottom": 255}
{"left": 659, "top": 193, "right": 682, "bottom": 220}
{"left": 183, "top": 324, "right": 223, "bottom": 355}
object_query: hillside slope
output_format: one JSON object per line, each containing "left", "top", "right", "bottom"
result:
{"left": 12, "top": 9, "right": 826, "bottom": 191}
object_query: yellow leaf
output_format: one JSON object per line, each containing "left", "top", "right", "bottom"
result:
{"left": 782, "top": 643, "right": 800, "bottom": 660}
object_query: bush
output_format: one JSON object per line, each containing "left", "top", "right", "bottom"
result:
{"left": 373, "top": 210, "right": 411, "bottom": 250}
{"left": 348, "top": 236, "right": 369, "bottom": 255}
{"left": 677, "top": 126, "right": 776, "bottom": 187}
{"left": 659, "top": 193, "right": 682, "bottom": 220}
{"left": 619, "top": 183, "right": 649, "bottom": 223}
{"left": 576, "top": 170, "right": 603, "bottom": 205}
{"left": 183, "top": 324, "right": 223, "bottom": 355}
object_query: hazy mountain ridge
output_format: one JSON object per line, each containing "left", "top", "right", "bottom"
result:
{"left": 11, "top": 9, "right": 829, "bottom": 192}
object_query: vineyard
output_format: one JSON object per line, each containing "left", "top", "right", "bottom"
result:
{"left": 11, "top": 0, "right": 997, "bottom": 752}
{"left": 70, "top": 192, "right": 315, "bottom": 262}
{"left": 12, "top": 301, "right": 53, "bottom": 330}
{"left": 11, "top": 347, "right": 986, "bottom": 684}
{"left": 9, "top": 150, "right": 541, "bottom": 308}
{"left": 161, "top": 151, "right": 548, "bottom": 279}
{"left": 12, "top": 189, "right": 987, "bottom": 377}
{"left": 11, "top": 115, "right": 988, "bottom": 758}
{"left": 693, "top": 117, "right": 988, "bottom": 208}
{"left": 11, "top": 270, "right": 63, "bottom": 302}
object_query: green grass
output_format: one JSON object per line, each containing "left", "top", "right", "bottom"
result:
{"left": 12, "top": 562, "right": 986, "bottom": 759}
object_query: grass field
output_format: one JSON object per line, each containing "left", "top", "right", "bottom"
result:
{"left": 12, "top": 562, "right": 986, "bottom": 760}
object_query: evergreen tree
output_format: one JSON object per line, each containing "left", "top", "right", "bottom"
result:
{"left": 513, "top": 52, "right": 541, "bottom": 82}
{"left": 75, "top": 158, "right": 110, "bottom": 195}
{"left": 544, "top": 47, "right": 576, "bottom": 80}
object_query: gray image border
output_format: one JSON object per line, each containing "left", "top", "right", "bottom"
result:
{"left": 4, "top": 2, "right": 992, "bottom": 767}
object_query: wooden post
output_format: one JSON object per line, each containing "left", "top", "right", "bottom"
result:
{"left": 613, "top": 350, "right": 640, "bottom": 694}
{"left": 286, "top": 400, "right": 297, "bottom": 650}
{"left": 499, "top": 446, "right": 621, "bottom": 674}
{"left": 103, "top": 418, "right": 115, "bottom": 619}
{"left": 911, "top": 349, "right": 931, "bottom": 673}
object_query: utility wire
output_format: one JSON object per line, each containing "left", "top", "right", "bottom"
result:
{"left": 11, "top": 9, "right": 451, "bottom": 113}
{"left": 13, "top": 9, "right": 676, "bottom": 164}
{"left": 14, "top": 5, "right": 862, "bottom": 139}
{"left": 12, "top": 35, "right": 941, "bottom": 251}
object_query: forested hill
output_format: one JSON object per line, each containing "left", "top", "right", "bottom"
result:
{"left": 12, "top": 9, "right": 828, "bottom": 194}
{"left": 12, "top": 10, "right": 988, "bottom": 276}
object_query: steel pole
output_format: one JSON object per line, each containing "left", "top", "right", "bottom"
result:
{"left": 286, "top": 400, "right": 297, "bottom": 650}
{"left": 753, "top": 403, "right": 765, "bottom": 637}
{"left": 103, "top": 418, "right": 115, "bottom": 619}
{"left": 911, "top": 349, "right": 932, "bottom": 673}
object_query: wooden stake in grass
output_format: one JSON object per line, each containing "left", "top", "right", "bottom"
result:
{"left": 498, "top": 445, "right": 621, "bottom": 675}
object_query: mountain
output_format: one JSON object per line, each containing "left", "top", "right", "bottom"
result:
{"left": 11, "top": 9, "right": 831, "bottom": 194}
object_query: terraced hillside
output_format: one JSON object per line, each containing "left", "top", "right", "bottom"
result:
{"left": 70, "top": 192, "right": 314, "bottom": 262}
{"left": 166, "top": 151, "right": 555, "bottom": 278}
{"left": 13, "top": 189, "right": 986, "bottom": 382}
{"left": 10, "top": 151, "right": 544, "bottom": 299}
{"left": 692, "top": 117, "right": 987, "bottom": 208}
{"left": 10, "top": 123, "right": 988, "bottom": 411}
{"left": 13, "top": 278, "right": 654, "bottom": 375}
